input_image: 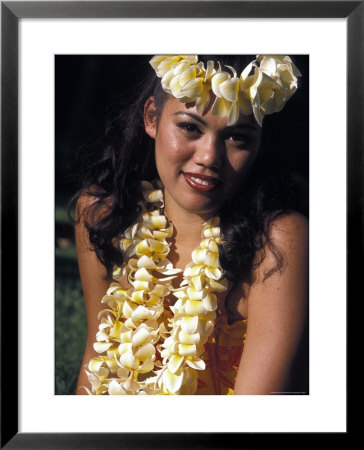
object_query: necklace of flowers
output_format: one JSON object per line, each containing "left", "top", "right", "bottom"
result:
{"left": 84, "top": 180, "right": 228, "bottom": 395}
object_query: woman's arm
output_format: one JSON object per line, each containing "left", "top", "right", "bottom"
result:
{"left": 234, "top": 212, "right": 309, "bottom": 395}
{"left": 74, "top": 194, "right": 112, "bottom": 395}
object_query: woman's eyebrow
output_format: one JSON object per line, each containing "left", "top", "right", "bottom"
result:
{"left": 174, "top": 111, "right": 259, "bottom": 132}
{"left": 225, "top": 123, "right": 259, "bottom": 133}
{"left": 173, "top": 111, "right": 207, "bottom": 126}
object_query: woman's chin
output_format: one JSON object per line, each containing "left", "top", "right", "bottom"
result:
{"left": 163, "top": 181, "right": 226, "bottom": 218}
{"left": 176, "top": 197, "right": 223, "bottom": 218}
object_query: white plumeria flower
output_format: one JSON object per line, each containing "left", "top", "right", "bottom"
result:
{"left": 150, "top": 55, "right": 301, "bottom": 127}
{"left": 149, "top": 55, "right": 198, "bottom": 78}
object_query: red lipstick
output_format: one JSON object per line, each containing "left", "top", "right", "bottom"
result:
{"left": 182, "top": 172, "right": 220, "bottom": 193}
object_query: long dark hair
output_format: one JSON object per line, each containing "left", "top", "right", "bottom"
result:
{"left": 70, "top": 55, "right": 308, "bottom": 284}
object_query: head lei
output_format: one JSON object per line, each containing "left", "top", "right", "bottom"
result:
{"left": 149, "top": 54, "right": 301, "bottom": 126}
{"left": 83, "top": 55, "right": 301, "bottom": 395}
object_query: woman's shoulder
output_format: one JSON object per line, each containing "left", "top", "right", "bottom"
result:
{"left": 269, "top": 211, "right": 308, "bottom": 246}
{"left": 75, "top": 186, "right": 111, "bottom": 223}
{"left": 258, "top": 211, "right": 308, "bottom": 281}
{"left": 247, "top": 211, "right": 308, "bottom": 285}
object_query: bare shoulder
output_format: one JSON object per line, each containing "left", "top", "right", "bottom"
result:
{"left": 75, "top": 187, "right": 109, "bottom": 223}
{"left": 272, "top": 212, "right": 308, "bottom": 269}
{"left": 234, "top": 212, "right": 309, "bottom": 393}
{"left": 270, "top": 212, "right": 308, "bottom": 248}
{"left": 74, "top": 188, "right": 115, "bottom": 394}
{"left": 252, "top": 211, "right": 308, "bottom": 285}
{"left": 75, "top": 190, "right": 96, "bottom": 215}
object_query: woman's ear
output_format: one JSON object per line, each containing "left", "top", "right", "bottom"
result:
{"left": 144, "top": 96, "right": 157, "bottom": 139}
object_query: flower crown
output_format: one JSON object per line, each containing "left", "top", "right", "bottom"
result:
{"left": 150, "top": 54, "right": 301, "bottom": 126}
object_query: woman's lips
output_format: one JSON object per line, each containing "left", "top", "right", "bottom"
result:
{"left": 182, "top": 172, "right": 221, "bottom": 193}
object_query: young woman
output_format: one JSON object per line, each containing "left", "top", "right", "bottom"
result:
{"left": 74, "top": 55, "right": 308, "bottom": 395}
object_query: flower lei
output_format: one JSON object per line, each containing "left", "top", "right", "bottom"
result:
{"left": 150, "top": 54, "right": 301, "bottom": 126}
{"left": 84, "top": 180, "right": 227, "bottom": 395}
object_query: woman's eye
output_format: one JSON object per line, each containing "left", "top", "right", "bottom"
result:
{"left": 178, "top": 122, "right": 201, "bottom": 135}
{"left": 226, "top": 134, "right": 248, "bottom": 146}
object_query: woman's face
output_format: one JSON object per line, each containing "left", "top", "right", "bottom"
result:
{"left": 144, "top": 94, "right": 262, "bottom": 218}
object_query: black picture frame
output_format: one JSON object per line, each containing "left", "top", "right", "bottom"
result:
{"left": 1, "top": 1, "right": 359, "bottom": 448}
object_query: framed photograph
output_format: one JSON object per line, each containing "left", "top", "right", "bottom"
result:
{"left": 2, "top": 0, "right": 358, "bottom": 448}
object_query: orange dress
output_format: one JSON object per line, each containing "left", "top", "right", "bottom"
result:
{"left": 196, "top": 314, "right": 247, "bottom": 395}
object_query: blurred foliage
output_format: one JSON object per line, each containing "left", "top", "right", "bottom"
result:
{"left": 55, "top": 277, "right": 86, "bottom": 395}
{"left": 55, "top": 208, "right": 86, "bottom": 395}
{"left": 55, "top": 205, "right": 73, "bottom": 224}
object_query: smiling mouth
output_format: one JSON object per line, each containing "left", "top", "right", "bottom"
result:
{"left": 182, "top": 172, "right": 221, "bottom": 193}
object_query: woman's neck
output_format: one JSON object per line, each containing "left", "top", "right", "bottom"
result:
{"left": 164, "top": 201, "right": 218, "bottom": 269}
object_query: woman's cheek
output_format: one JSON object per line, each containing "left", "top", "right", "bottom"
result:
{"left": 231, "top": 151, "right": 257, "bottom": 173}
{"left": 164, "top": 137, "right": 190, "bottom": 162}
{"left": 223, "top": 153, "right": 254, "bottom": 193}
{"left": 155, "top": 142, "right": 187, "bottom": 179}
{"left": 172, "top": 143, "right": 190, "bottom": 161}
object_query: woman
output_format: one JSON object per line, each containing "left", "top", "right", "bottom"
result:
{"left": 74, "top": 55, "right": 308, "bottom": 395}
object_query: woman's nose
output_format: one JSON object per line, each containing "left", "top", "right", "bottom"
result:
{"left": 193, "top": 135, "right": 223, "bottom": 169}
